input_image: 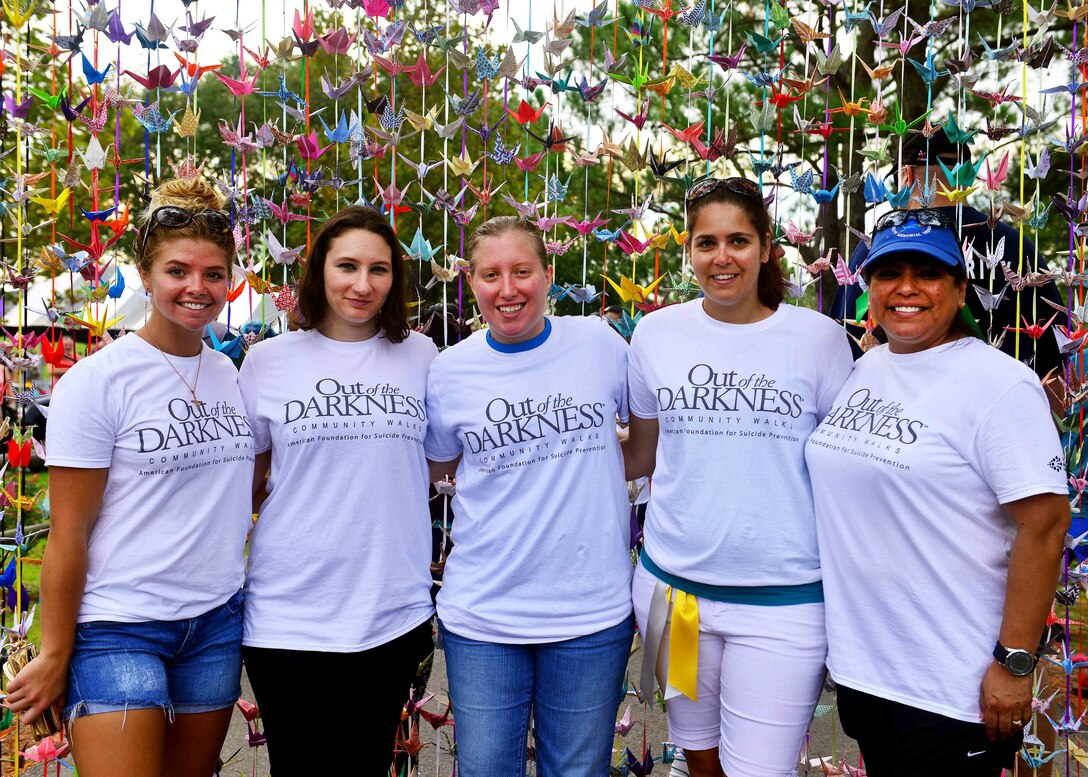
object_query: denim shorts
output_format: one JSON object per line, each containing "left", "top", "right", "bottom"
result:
{"left": 65, "top": 590, "right": 244, "bottom": 722}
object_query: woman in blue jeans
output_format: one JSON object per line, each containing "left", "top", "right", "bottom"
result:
{"left": 425, "top": 216, "right": 634, "bottom": 776}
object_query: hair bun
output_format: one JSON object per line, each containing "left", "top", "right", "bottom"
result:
{"left": 141, "top": 177, "right": 224, "bottom": 224}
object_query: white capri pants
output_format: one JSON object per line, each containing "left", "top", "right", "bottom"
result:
{"left": 632, "top": 560, "right": 827, "bottom": 777}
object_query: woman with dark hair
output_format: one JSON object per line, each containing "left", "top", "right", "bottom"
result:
{"left": 623, "top": 178, "right": 853, "bottom": 777}
{"left": 238, "top": 206, "right": 436, "bottom": 772}
{"left": 5, "top": 177, "right": 252, "bottom": 777}
{"left": 425, "top": 215, "right": 633, "bottom": 776}
{"left": 807, "top": 209, "right": 1069, "bottom": 775}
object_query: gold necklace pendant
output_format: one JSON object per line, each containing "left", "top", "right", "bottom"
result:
{"left": 141, "top": 328, "right": 203, "bottom": 405}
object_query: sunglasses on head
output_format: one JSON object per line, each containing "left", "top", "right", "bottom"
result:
{"left": 874, "top": 208, "right": 954, "bottom": 232}
{"left": 685, "top": 177, "right": 762, "bottom": 204}
{"left": 139, "top": 206, "right": 233, "bottom": 243}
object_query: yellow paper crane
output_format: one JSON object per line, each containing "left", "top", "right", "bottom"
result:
{"left": 1, "top": 485, "right": 42, "bottom": 513}
{"left": 64, "top": 305, "right": 124, "bottom": 338}
{"left": 936, "top": 181, "right": 977, "bottom": 204}
{"left": 443, "top": 152, "right": 480, "bottom": 178}
{"left": 28, "top": 188, "right": 71, "bottom": 216}
{"left": 1068, "top": 740, "right": 1088, "bottom": 767}
{"left": 668, "top": 63, "right": 707, "bottom": 90}
{"left": 646, "top": 232, "right": 672, "bottom": 251}
{"left": 173, "top": 102, "right": 201, "bottom": 138}
{"left": 603, "top": 273, "right": 666, "bottom": 304}
{"left": 404, "top": 105, "right": 440, "bottom": 132}
{"left": 2, "top": 0, "right": 37, "bottom": 29}
{"left": 1059, "top": 0, "right": 1088, "bottom": 20}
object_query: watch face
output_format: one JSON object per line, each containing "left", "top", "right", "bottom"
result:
{"left": 1006, "top": 651, "right": 1035, "bottom": 675}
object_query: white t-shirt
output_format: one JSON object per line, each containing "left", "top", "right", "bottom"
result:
{"left": 46, "top": 334, "right": 253, "bottom": 623}
{"left": 425, "top": 316, "right": 633, "bottom": 643}
{"left": 628, "top": 301, "right": 853, "bottom": 586}
{"left": 238, "top": 329, "right": 437, "bottom": 651}
{"left": 806, "top": 338, "right": 1067, "bottom": 722}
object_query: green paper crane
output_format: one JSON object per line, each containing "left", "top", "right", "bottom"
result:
{"left": 746, "top": 29, "right": 787, "bottom": 55}
{"left": 768, "top": 1, "right": 790, "bottom": 29}
{"left": 26, "top": 85, "right": 67, "bottom": 111}
{"left": 942, "top": 113, "right": 979, "bottom": 145}
{"left": 879, "top": 105, "right": 931, "bottom": 137}
{"left": 857, "top": 138, "right": 893, "bottom": 165}
{"left": 936, "top": 156, "right": 987, "bottom": 188}
{"left": 608, "top": 59, "right": 653, "bottom": 92}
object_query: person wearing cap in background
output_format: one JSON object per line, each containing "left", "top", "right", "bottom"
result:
{"left": 829, "top": 131, "right": 1064, "bottom": 392}
{"left": 806, "top": 209, "right": 1069, "bottom": 775}
{"left": 603, "top": 304, "right": 624, "bottom": 323}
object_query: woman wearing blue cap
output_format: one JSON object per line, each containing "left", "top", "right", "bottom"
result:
{"left": 806, "top": 209, "right": 1069, "bottom": 774}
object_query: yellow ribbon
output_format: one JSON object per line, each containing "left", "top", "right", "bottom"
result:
{"left": 666, "top": 585, "right": 700, "bottom": 702}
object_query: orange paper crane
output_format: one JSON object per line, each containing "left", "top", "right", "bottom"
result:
{"left": 790, "top": 17, "right": 831, "bottom": 43}
{"left": 780, "top": 70, "right": 828, "bottom": 95}
{"left": 857, "top": 56, "right": 900, "bottom": 81}
{"left": 101, "top": 205, "right": 130, "bottom": 237}
{"left": 831, "top": 87, "right": 871, "bottom": 117}
{"left": 172, "top": 51, "right": 223, "bottom": 79}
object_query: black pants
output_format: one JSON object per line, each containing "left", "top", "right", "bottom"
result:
{"left": 837, "top": 684, "right": 1022, "bottom": 777}
{"left": 243, "top": 619, "right": 434, "bottom": 775}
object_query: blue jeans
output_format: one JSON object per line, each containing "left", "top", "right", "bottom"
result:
{"left": 440, "top": 614, "right": 634, "bottom": 777}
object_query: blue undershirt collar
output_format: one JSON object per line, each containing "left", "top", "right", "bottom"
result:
{"left": 486, "top": 318, "right": 552, "bottom": 353}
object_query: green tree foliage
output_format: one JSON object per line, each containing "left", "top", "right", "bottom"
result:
{"left": 0, "top": 0, "right": 1077, "bottom": 326}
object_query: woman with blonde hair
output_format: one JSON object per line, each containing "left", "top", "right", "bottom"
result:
{"left": 5, "top": 177, "right": 253, "bottom": 777}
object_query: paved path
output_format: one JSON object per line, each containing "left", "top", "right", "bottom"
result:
{"left": 8, "top": 644, "right": 948, "bottom": 776}
{"left": 13, "top": 646, "right": 1060, "bottom": 775}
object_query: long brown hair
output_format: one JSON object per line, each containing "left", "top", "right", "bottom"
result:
{"left": 686, "top": 184, "right": 786, "bottom": 310}
{"left": 296, "top": 206, "right": 410, "bottom": 344}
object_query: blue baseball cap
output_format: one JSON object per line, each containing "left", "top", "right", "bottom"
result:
{"left": 860, "top": 209, "right": 966, "bottom": 276}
